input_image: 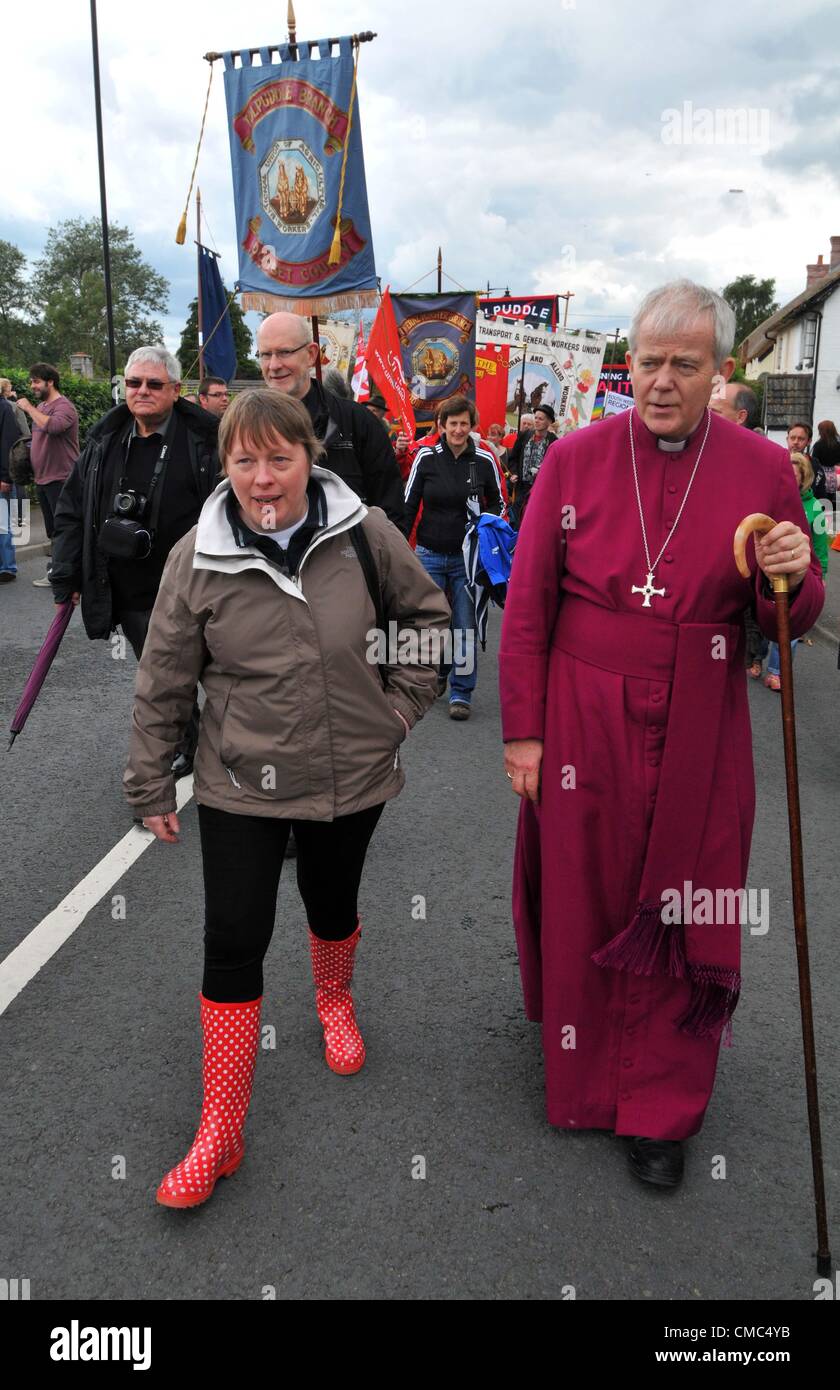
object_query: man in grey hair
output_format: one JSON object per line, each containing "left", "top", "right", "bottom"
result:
{"left": 50, "top": 346, "right": 220, "bottom": 780}
{"left": 500, "top": 279, "right": 823, "bottom": 1192}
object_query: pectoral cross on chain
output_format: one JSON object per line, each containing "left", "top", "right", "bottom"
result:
{"left": 631, "top": 570, "right": 666, "bottom": 607}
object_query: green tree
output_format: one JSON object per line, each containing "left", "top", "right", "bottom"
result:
{"left": 0, "top": 239, "right": 35, "bottom": 364}
{"left": 178, "top": 293, "right": 261, "bottom": 380}
{"left": 603, "top": 335, "right": 629, "bottom": 364}
{"left": 0, "top": 364, "right": 114, "bottom": 444}
{"left": 721, "top": 274, "right": 779, "bottom": 347}
{"left": 31, "top": 218, "right": 169, "bottom": 375}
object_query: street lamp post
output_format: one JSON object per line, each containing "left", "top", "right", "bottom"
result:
{"left": 89, "top": 0, "right": 118, "bottom": 394}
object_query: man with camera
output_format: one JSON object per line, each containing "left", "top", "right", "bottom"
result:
{"left": 50, "top": 346, "right": 219, "bottom": 778}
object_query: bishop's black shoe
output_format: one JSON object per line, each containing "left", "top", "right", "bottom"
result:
{"left": 628, "top": 1137, "right": 684, "bottom": 1189}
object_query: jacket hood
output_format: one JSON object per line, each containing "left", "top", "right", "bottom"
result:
{"left": 193, "top": 464, "right": 367, "bottom": 587}
{"left": 87, "top": 394, "right": 220, "bottom": 443}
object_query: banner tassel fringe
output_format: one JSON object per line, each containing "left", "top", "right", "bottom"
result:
{"left": 241, "top": 289, "right": 379, "bottom": 316}
{"left": 328, "top": 220, "right": 343, "bottom": 267}
{"left": 328, "top": 41, "right": 360, "bottom": 267}
{"left": 175, "top": 63, "right": 214, "bottom": 245}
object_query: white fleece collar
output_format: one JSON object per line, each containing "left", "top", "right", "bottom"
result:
{"left": 192, "top": 463, "right": 368, "bottom": 597}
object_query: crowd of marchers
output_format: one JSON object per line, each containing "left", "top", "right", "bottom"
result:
{"left": 0, "top": 281, "right": 830, "bottom": 1209}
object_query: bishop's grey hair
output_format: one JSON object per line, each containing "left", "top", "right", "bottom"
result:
{"left": 125, "top": 345, "right": 182, "bottom": 383}
{"left": 628, "top": 280, "right": 736, "bottom": 367}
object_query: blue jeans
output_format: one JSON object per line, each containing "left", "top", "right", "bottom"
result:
{"left": 508, "top": 483, "right": 532, "bottom": 532}
{"left": 0, "top": 491, "right": 16, "bottom": 575}
{"left": 767, "top": 640, "right": 797, "bottom": 677}
{"left": 415, "top": 545, "right": 477, "bottom": 700}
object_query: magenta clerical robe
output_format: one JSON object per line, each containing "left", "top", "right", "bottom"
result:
{"left": 498, "top": 409, "right": 824, "bottom": 1140}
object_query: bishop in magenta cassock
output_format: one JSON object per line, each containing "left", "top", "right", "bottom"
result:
{"left": 499, "top": 280, "right": 825, "bottom": 1188}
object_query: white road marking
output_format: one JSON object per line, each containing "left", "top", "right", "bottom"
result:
{"left": 0, "top": 776, "right": 195, "bottom": 1016}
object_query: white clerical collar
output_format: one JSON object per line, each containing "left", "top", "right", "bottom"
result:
{"left": 657, "top": 436, "right": 687, "bottom": 452}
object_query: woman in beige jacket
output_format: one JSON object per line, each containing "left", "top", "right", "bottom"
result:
{"left": 124, "top": 389, "right": 450, "bottom": 1209}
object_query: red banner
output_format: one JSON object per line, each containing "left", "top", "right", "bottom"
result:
{"left": 366, "top": 287, "right": 417, "bottom": 440}
{"left": 476, "top": 344, "right": 510, "bottom": 432}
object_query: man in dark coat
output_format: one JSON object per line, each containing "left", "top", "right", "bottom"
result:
{"left": 0, "top": 396, "right": 21, "bottom": 582}
{"left": 50, "top": 346, "right": 219, "bottom": 776}
{"left": 506, "top": 403, "right": 557, "bottom": 528}
{"left": 257, "top": 313, "right": 404, "bottom": 524}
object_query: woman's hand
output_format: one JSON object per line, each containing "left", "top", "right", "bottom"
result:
{"left": 754, "top": 521, "right": 811, "bottom": 591}
{"left": 504, "top": 739, "right": 543, "bottom": 802}
{"left": 142, "top": 812, "right": 180, "bottom": 843}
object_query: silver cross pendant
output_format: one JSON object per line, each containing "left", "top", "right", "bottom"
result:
{"left": 631, "top": 570, "right": 666, "bottom": 607}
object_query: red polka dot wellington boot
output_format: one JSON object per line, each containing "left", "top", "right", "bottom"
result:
{"left": 156, "top": 994, "right": 262, "bottom": 1209}
{"left": 309, "top": 923, "right": 366, "bottom": 1075}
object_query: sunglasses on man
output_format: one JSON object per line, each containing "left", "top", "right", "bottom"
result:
{"left": 124, "top": 377, "right": 175, "bottom": 392}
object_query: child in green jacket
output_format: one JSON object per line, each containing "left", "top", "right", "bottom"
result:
{"left": 765, "top": 452, "right": 828, "bottom": 690}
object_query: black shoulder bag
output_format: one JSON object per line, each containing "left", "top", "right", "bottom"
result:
{"left": 98, "top": 416, "right": 176, "bottom": 561}
{"left": 349, "top": 521, "right": 386, "bottom": 634}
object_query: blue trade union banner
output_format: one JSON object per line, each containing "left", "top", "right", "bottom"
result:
{"left": 198, "top": 247, "right": 237, "bottom": 381}
{"left": 222, "top": 37, "right": 378, "bottom": 313}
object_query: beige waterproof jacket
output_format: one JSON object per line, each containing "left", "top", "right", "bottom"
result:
{"left": 123, "top": 466, "right": 451, "bottom": 820}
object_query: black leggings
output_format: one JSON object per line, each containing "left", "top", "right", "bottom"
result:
{"left": 197, "top": 802, "right": 385, "bottom": 1001}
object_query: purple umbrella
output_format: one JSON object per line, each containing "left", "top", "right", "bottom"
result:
{"left": 7, "top": 600, "right": 76, "bottom": 750}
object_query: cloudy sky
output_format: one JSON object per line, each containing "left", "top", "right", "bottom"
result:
{"left": 4, "top": 0, "right": 840, "bottom": 359}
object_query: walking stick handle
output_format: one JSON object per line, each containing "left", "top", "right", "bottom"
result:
{"left": 733, "top": 513, "right": 789, "bottom": 593}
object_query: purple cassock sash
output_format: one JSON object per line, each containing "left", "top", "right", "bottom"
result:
{"left": 550, "top": 594, "right": 743, "bottom": 1041}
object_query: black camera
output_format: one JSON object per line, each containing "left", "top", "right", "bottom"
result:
{"left": 113, "top": 488, "right": 147, "bottom": 519}
{"left": 99, "top": 487, "right": 153, "bottom": 560}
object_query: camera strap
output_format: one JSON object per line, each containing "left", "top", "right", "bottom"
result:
{"left": 117, "top": 411, "right": 177, "bottom": 540}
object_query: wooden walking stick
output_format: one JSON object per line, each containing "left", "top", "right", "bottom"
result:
{"left": 734, "top": 513, "right": 832, "bottom": 1276}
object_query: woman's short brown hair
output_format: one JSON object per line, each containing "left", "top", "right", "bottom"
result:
{"left": 218, "top": 388, "right": 325, "bottom": 472}
{"left": 438, "top": 394, "right": 477, "bottom": 427}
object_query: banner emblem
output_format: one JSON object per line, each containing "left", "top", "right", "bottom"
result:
{"left": 411, "top": 338, "right": 458, "bottom": 393}
{"left": 260, "top": 139, "right": 325, "bottom": 236}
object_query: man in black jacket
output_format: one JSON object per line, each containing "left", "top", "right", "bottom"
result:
{"left": 507, "top": 403, "right": 557, "bottom": 529}
{"left": 0, "top": 396, "right": 21, "bottom": 582}
{"left": 399, "top": 395, "right": 502, "bottom": 719}
{"left": 50, "top": 346, "right": 219, "bottom": 776}
{"left": 257, "top": 313, "right": 404, "bottom": 524}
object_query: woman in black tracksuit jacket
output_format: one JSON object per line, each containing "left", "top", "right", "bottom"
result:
{"left": 400, "top": 394, "right": 502, "bottom": 720}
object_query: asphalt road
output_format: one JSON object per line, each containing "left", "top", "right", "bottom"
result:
{"left": 0, "top": 543, "right": 837, "bottom": 1302}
